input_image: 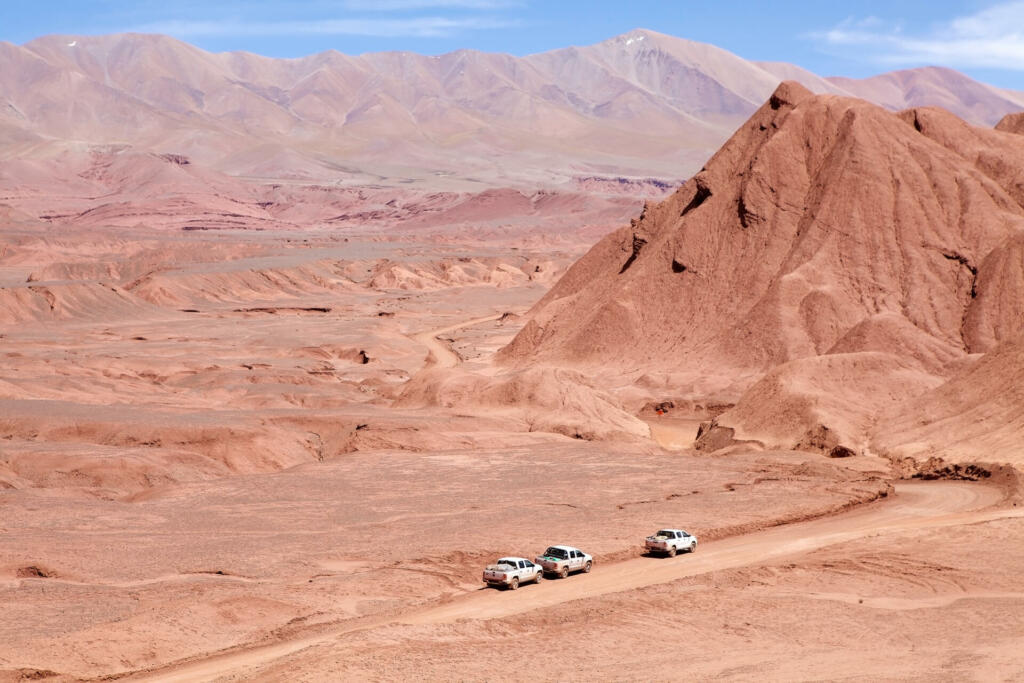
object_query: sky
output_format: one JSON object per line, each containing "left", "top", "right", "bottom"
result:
{"left": 4, "top": 1, "right": 1024, "bottom": 89}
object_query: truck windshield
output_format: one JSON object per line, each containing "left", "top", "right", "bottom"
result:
{"left": 658, "top": 531, "right": 673, "bottom": 537}
{"left": 544, "top": 548, "right": 567, "bottom": 559}
{"left": 497, "top": 559, "right": 515, "bottom": 566}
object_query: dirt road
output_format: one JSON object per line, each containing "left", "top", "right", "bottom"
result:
{"left": 130, "top": 480, "right": 1021, "bottom": 682}
{"left": 410, "top": 314, "right": 504, "bottom": 368}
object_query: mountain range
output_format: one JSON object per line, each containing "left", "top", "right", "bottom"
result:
{"left": 3, "top": 28, "right": 1024, "bottom": 190}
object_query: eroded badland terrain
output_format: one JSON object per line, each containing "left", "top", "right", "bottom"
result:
{"left": 2, "top": 31, "right": 1024, "bottom": 682}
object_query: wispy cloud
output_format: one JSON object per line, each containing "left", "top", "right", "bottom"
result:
{"left": 811, "top": 1, "right": 1024, "bottom": 70}
{"left": 131, "top": 15, "right": 517, "bottom": 38}
{"left": 342, "top": 0, "right": 521, "bottom": 9}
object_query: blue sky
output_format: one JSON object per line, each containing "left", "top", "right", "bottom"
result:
{"left": 5, "top": 1, "right": 1024, "bottom": 89}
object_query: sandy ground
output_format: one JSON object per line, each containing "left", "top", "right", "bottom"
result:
{"left": 1, "top": 226, "right": 1022, "bottom": 681}
{"left": 149, "top": 482, "right": 1024, "bottom": 682}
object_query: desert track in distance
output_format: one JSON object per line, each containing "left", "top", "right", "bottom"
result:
{"left": 410, "top": 314, "right": 506, "bottom": 369}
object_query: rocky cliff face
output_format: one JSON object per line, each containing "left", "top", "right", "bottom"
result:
{"left": 503, "top": 82, "right": 1024, "bottom": 375}
{"left": 502, "top": 82, "right": 1024, "bottom": 459}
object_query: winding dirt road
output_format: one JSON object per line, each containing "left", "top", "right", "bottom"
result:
{"left": 130, "top": 480, "right": 1021, "bottom": 682}
{"left": 410, "top": 314, "right": 504, "bottom": 368}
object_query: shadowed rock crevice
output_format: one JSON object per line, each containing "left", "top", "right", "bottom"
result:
{"left": 912, "top": 112, "right": 924, "bottom": 133}
{"left": 827, "top": 445, "right": 856, "bottom": 458}
{"left": 157, "top": 153, "right": 190, "bottom": 166}
{"left": 680, "top": 180, "right": 712, "bottom": 217}
{"left": 619, "top": 235, "right": 648, "bottom": 274}
{"left": 912, "top": 463, "right": 991, "bottom": 481}
{"left": 941, "top": 250, "right": 978, "bottom": 299}
{"left": 16, "top": 565, "right": 55, "bottom": 578}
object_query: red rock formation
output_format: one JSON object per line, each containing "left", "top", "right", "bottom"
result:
{"left": 504, "top": 83, "right": 1024, "bottom": 377}
{"left": 502, "top": 82, "right": 1024, "bottom": 457}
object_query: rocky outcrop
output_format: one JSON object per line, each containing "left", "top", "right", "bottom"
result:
{"left": 502, "top": 82, "right": 1024, "bottom": 460}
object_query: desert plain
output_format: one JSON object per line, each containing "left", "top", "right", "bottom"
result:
{"left": 2, "top": 29, "right": 1024, "bottom": 683}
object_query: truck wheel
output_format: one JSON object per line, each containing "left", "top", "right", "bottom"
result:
{"left": 689, "top": 542, "right": 697, "bottom": 553}
{"left": 559, "top": 567, "right": 569, "bottom": 579}
{"left": 509, "top": 577, "right": 519, "bottom": 590}
{"left": 535, "top": 573, "right": 542, "bottom": 583}
{"left": 667, "top": 546, "right": 677, "bottom": 557}
{"left": 583, "top": 561, "right": 592, "bottom": 573}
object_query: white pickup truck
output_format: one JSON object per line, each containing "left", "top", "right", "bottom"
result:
{"left": 534, "top": 545, "right": 592, "bottom": 578}
{"left": 482, "top": 557, "right": 543, "bottom": 590}
{"left": 644, "top": 529, "right": 698, "bottom": 557}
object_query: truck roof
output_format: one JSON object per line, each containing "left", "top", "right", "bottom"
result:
{"left": 496, "top": 556, "right": 530, "bottom": 563}
{"left": 656, "top": 529, "right": 688, "bottom": 534}
{"left": 547, "top": 545, "right": 580, "bottom": 552}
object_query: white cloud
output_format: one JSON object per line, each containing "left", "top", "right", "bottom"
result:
{"left": 131, "top": 15, "right": 516, "bottom": 38}
{"left": 812, "top": 2, "right": 1024, "bottom": 70}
